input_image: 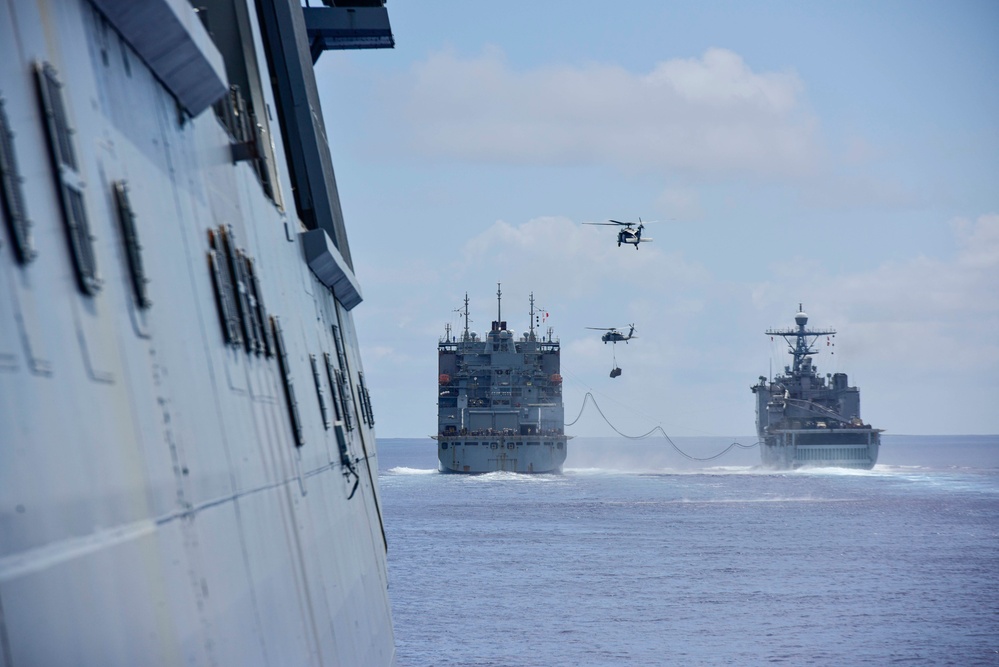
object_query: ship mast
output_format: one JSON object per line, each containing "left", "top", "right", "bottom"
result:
{"left": 461, "top": 292, "right": 471, "bottom": 341}
{"left": 766, "top": 303, "right": 836, "bottom": 374}
{"left": 496, "top": 282, "right": 502, "bottom": 324}
{"left": 528, "top": 292, "right": 536, "bottom": 341}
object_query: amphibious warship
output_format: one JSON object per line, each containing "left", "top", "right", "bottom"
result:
{"left": 1, "top": 1, "right": 395, "bottom": 664}
{"left": 751, "top": 306, "right": 881, "bottom": 469}
{"left": 436, "top": 286, "right": 568, "bottom": 473}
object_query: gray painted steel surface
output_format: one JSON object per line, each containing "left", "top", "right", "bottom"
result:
{"left": 437, "top": 290, "right": 568, "bottom": 473}
{"left": 751, "top": 308, "right": 881, "bottom": 469}
{"left": 0, "top": 0, "right": 395, "bottom": 664}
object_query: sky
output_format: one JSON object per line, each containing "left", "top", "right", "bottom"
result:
{"left": 313, "top": 0, "right": 999, "bottom": 438}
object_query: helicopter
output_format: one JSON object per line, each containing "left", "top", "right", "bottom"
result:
{"left": 584, "top": 218, "right": 654, "bottom": 248}
{"left": 587, "top": 324, "right": 637, "bottom": 344}
{"left": 587, "top": 325, "right": 636, "bottom": 378}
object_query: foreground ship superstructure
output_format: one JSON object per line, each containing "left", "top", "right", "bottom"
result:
{"left": 436, "top": 287, "right": 568, "bottom": 473}
{"left": 1, "top": 1, "right": 395, "bottom": 664}
{"left": 751, "top": 307, "right": 881, "bottom": 469}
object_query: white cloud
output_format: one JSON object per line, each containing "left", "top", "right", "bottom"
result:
{"left": 656, "top": 186, "right": 704, "bottom": 220}
{"left": 953, "top": 213, "right": 999, "bottom": 270}
{"left": 452, "top": 216, "right": 708, "bottom": 303}
{"left": 396, "top": 47, "right": 818, "bottom": 178}
{"left": 756, "top": 213, "right": 999, "bottom": 374}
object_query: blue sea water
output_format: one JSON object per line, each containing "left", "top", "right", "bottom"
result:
{"left": 378, "top": 436, "right": 999, "bottom": 666}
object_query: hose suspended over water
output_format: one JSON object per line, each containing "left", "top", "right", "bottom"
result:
{"left": 566, "top": 392, "right": 761, "bottom": 462}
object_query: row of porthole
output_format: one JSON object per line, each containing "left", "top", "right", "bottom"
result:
{"left": 797, "top": 447, "right": 868, "bottom": 460}
{"left": 207, "top": 224, "right": 274, "bottom": 356}
{"left": 0, "top": 65, "right": 149, "bottom": 308}
{"left": 441, "top": 441, "right": 565, "bottom": 450}
{"left": 1, "top": 64, "right": 376, "bottom": 464}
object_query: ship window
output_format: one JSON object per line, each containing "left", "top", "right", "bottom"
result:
{"left": 218, "top": 227, "right": 256, "bottom": 353}
{"left": 207, "top": 228, "right": 241, "bottom": 346}
{"left": 245, "top": 255, "right": 274, "bottom": 357}
{"left": 239, "top": 251, "right": 264, "bottom": 354}
{"left": 528, "top": 441, "right": 539, "bottom": 446}
{"left": 112, "top": 181, "right": 150, "bottom": 308}
{"left": 206, "top": 225, "right": 273, "bottom": 355}
{"left": 310, "top": 354, "right": 330, "bottom": 429}
{"left": 36, "top": 63, "right": 77, "bottom": 169}
{"left": 36, "top": 62, "right": 101, "bottom": 294}
{"left": 0, "top": 96, "right": 34, "bottom": 263}
{"left": 490, "top": 442, "right": 498, "bottom": 449}
{"left": 358, "top": 371, "right": 375, "bottom": 426}
{"left": 331, "top": 325, "right": 354, "bottom": 431}
{"left": 332, "top": 324, "right": 347, "bottom": 371}
{"left": 272, "top": 316, "right": 304, "bottom": 447}
{"left": 334, "top": 367, "right": 352, "bottom": 431}
{"left": 466, "top": 441, "right": 478, "bottom": 446}
{"left": 323, "top": 352, "right": 343, "bottom": 422}
{"left": 356, "top": 374, "right": 368, "bottom": 425}
{"left": 64, "top": 184, "right": 100, "bottom": 294}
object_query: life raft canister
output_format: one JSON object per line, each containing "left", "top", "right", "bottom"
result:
{"left": 439, "top": 374, "right": 450, "bottom": 385}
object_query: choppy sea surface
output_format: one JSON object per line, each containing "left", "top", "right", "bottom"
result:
{"left": 378, "top": 435, "right": 999, "bottom": 666}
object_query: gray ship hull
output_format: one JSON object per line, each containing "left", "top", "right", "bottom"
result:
{"left": 760, "top": 428, "right": 880, "bottom": 470}
{"left": 1, "top": 1, "right": 395, "bottom": 664}
{"left": 437, "top": 436, "right": 568, "bottom": 474}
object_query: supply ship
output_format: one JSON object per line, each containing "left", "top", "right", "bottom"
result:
{"left": 1, "top": 1, "right": 396, "bottom": 664}
{"left": 436, "top": 286, "right": 568, "bottom": 473}
{"left": 751, "top": 306, "right": 881, "bottom": 469}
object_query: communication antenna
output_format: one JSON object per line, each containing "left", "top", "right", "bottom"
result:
{"left": 461, "top": 293, "right": 471, "bottom": 341}
{"left": 528, "top": 292, "right": 536, "bottom": 341}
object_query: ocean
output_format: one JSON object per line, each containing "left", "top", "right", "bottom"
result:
{"left": 378, "top": 436, "right": 999, "bottom": 666}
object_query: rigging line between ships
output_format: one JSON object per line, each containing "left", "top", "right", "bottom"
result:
{"left": 565, "top": 391, "right": 761, "bottom": 462}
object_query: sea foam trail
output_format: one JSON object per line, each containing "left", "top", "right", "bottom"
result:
{"left": 385, "top": 467, "right": 438, "bottom": 476}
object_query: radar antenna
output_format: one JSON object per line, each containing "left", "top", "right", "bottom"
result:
{"left": 765, "top": 303, "right": 836, "bottom": 374}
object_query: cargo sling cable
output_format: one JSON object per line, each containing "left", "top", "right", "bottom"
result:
{"left": 566, "top": 392, "right": 760, "bottom": 462}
